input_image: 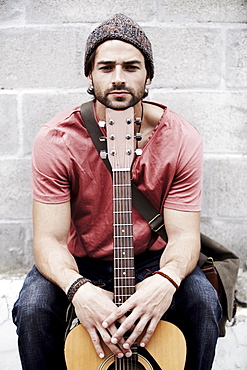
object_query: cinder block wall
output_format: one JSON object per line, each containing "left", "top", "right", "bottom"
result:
{"left": 0, "top": 0, "right": 246, "bottom": 274}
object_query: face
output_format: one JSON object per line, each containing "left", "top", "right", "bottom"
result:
{"left": 88, "top": 40, "right": 150, "bottom": 110}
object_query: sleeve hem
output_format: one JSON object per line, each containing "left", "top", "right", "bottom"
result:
{"left": 32, "top": 193, "right": 71, "bottom": 204}
{"left": 164, "top": 202, "right": 201, "bottom": 212}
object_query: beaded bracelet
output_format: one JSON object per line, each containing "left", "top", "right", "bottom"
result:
{"left": 152, "top": 271, "right": 179, "bottom": 290}
{"left": 67, "top": 277, "right": 91, "bottom": 302}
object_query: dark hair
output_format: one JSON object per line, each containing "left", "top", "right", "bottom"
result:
{"left": 84, "top": 49, "right": 97, "bottom": 78}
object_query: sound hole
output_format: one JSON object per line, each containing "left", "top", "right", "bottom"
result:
{"left": 107, "top": 360, "right": 146, "bottom": 370}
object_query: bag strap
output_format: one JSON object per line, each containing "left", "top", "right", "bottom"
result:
{"left": 80, "top": 101, "right": 168, "bottom": 243}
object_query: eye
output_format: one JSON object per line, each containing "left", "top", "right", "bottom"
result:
{"left": 99, "top": 65, "right": 114, "bottom": 72}
{"left": 125, "top": 65, "right": 139, "bottom": 71}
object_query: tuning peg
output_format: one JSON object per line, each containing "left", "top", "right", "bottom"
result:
{"left": 100, "top": 150, "right": 107, "bottom": 159}
{"left": 135, "top": 117, "right": 142, "bottom": 125}
{"left": 99, "top": 120, "right": 106, "bottom": 128}
{"left": 135, "top": 148, "right": 143, "bottom": 156}
{"left": 135, "top": 133, "right": 142, "bottom": 141}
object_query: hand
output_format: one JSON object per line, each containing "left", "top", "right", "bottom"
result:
{"left": 102, "top": 274, "right": 177, "bottom": 351}
{"left": 72, "top": 283, "right": 131, "bottom": 359}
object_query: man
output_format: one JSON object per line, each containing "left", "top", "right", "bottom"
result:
{"left": 13, "top": 14, "right": 221, "bottom": 370}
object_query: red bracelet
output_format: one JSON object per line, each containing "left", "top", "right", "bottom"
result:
{"left": 153, "top": 271, "right": 179, "bottom": 290}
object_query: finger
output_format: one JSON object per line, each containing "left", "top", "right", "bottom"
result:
{"left": 87, "top": 328, "right": 106, "bottom": 359}
{"left": 106, "top": 322, "right": 126, "bottom": 347}
{"left": 102, "top": 301, "right": 134, "bottom": 329}
{"left": 87, "top": 322, "right": 125, "bottom": 359}
{"left": 117, "top": 315, "right": 152, "bottom": 349}
{"left": 109, "top": 310, "right": 141, "bottom": 345}
{"left": 99, "top": 324, "right": 131, "bottom": 358}
{"left": 138, "top": 318, "right": 159, "bottom": 348}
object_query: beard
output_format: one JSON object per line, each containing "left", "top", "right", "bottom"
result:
{"left": 92, "top": 82, "right": 146, "bottom": 110}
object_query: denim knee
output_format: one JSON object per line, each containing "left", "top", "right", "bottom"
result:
{"left": 12, "top": 266, "right": 69, "bottom": 370}
{"left": 180, "top": 266, "right": 222, "bottom": 317}
{"left": 163, "top": 267, "right": 222, "bottom": 370}
{"left": 13, "top": 265, "right": 69, "bottom": 333}
{"left": 164, "top": 266, "right": 222, "bottom": 335}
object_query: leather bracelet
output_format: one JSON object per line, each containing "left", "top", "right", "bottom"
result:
{"left": 153, "top": 271, "right": 179, "bottom": 290}
{"left": 67, "top": 277, "right": 91, "bottom": 302}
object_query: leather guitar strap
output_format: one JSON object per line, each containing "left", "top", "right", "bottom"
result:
{"left": 79, "top": 100, "right": 168, "bottom": 243}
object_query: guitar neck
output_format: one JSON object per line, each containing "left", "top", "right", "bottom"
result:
{"left": 113, "top": 169, "right": 135, "bottom": 306}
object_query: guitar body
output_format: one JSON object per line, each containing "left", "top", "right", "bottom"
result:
{"left": 65, "top": 321, "right": 186, "bottom": 370}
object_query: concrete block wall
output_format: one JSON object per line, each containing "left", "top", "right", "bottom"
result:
{"left": 0, "top": 0, "right": 246, "bottom": 274}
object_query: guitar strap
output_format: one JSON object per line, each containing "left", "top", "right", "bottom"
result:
{"left": 80, "top": 100, "right": 168, "bottom": 243}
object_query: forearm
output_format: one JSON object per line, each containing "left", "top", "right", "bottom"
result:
{"left": 159, "top": 208, "right": 201, "bottom": 287}
{"left": 34, "top": 237, "right": 81, "bottom": 293}
{"left": 32, "top": 200, "right": 82, "bottom": 293}
{"left": 159, "top": 233, "right": 200, "bottom": 287}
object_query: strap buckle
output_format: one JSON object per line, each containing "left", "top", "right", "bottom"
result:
{"left": 148, "top": 213, "right": 164, "bottom": 233}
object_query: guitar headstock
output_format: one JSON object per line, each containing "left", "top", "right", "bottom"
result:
{"left": 105, "top": 107, "right": 135, "bottom": 171}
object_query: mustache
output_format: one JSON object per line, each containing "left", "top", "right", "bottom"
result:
{"left": 106, "top": 84, "right": 133, "bottom": 93}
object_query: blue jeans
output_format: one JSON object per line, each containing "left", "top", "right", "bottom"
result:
{"left": 12, "top": 250, "right": 222, "bottom": 370}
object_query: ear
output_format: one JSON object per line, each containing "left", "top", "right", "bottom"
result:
{"left": 87, "top": 74, "right": 93, "bottom": 86}
{"left": 145, "top": 77, "right": 151, "bottom": 86}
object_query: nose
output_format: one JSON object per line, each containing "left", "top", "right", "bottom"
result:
{"left": 112, "top": 65, "right": 125, "bottom": 86}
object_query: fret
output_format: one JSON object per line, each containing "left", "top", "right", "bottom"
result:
{"left": 113, "top": 210, "right": 132, "bottom": 214}
{"left": 115, "top": 257, "right": 134, "bottom": 261}
{"left": 115, "top": 294, "right": 134, "bottom": 297}
{"left": 112, "top": 168, "right": 131, "bottom": 172}
{"left": 114, "top": 250, "right": 134, "bottom": 255}
{"left": 113, "top": 178, "right": 131, "bottom": 184}
{"left": 114, "top": 234, "right": 132, "bottom": 237}
{"left": 114, "top": 274, "right": 134, "bottom": 278}
{"left": 114, "top": 255, "right": 134, "bottom": 258}
{"left": 114, "top": 285, "right": 135, "bottom": 289}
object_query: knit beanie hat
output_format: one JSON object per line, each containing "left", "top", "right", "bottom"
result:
{"left": 84, "top": 13, "right": 154, "bottom": 80}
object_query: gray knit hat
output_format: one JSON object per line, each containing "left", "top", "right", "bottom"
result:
{"left": 84, "top": 14, "right": 154, "bottom": 80}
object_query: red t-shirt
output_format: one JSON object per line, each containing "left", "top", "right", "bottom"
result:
{"left": 32, "top": 102, "right": 203, "bottom": 260}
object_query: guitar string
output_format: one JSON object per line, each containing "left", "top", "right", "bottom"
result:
{"left": 125, "top": 120, "right": 135, "bottom": 370}
{"left": 126, "top": 138, "right": 135, "bottom": 370}
{"left": 123, "top": 131, "right": 129, "bottom": 370}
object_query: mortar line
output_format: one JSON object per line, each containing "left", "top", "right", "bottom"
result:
{"left": 17, "top": 93, "right": 24, "bottom": 157}
{"left": 0, "top": 22, "right": 246, "bottom": 31}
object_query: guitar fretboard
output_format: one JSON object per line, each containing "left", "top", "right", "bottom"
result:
{"left": 113, "top": 169, "right": 135, "bottom": 307}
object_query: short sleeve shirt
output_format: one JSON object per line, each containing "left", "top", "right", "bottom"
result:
{"left": 32, "top": 102, "right": 203, "bottom": 260}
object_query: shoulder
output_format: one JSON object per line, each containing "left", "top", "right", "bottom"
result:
{"left": 144, "top": 100, "right": 202, "bottom": 142}
{"left": 143, "top": 101, "right": 165, "bottom": 128}
{"left": 42, "top": 105, "right": 81, "bottom": 131}
{"left": 34, "top": 105, "right": 82, "bottom": 144}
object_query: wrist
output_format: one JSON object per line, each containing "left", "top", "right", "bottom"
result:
{"left": 66, "top": 276, "right": 92, "bottom": 302}
{"left": 155, "top": 264, "right": 181, "bottom": 289}
{"left": 152, "top": 271, "right": 180, "bottom": 290}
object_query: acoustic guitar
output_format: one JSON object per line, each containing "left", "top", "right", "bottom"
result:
{"left": 65, "top": 107, "right": 186, "bottom": 369}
